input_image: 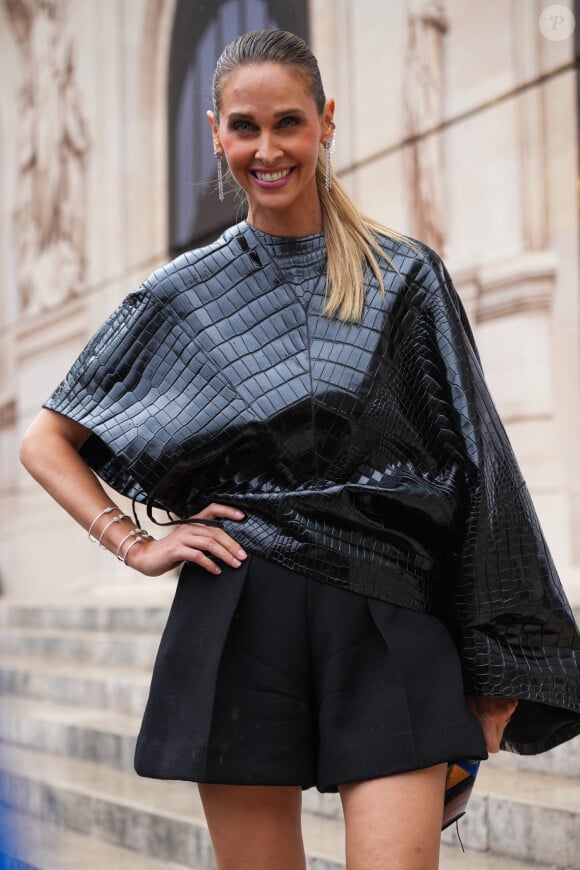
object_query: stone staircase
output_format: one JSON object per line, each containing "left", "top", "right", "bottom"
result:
{"left": 0, "top": 593, "right": 577, "bottom": 869}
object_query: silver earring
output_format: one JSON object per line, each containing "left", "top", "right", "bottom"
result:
{"left": 324, "top": 136, "right": 335, "bottom": 192}
{"left": 215, "top": 152, "right": 224, "bottom": 202}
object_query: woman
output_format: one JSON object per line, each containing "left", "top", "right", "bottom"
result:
{"left": 20, "top": 29, "right": 580, "bottom": 870}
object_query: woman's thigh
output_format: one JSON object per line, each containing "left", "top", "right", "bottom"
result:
{"left": 339, "top": 763, "right": 447, "bottom": 870}
{"left": 198, "top": 783, "right": 306, "bottom": 870}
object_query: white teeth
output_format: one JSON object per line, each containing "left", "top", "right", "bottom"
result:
{"left": 254, "top": 169, "right": 291, "bottom": 182}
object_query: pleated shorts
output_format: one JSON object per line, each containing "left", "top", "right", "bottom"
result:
{"left": 134, "top": 554, "right": 487, "bottom": 792}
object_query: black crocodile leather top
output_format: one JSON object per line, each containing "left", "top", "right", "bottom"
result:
{"left": 45, "top": 221, "right": 580, "bottom": 753}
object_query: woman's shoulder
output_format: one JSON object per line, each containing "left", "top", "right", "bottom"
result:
{"left": 372, "top": 227, "right": 446, "bottom": 278}
{"left": 365, "top": 227, "right": 452, "bottom": 310}
{"left": 140, "top": 222, "right": 248, "bottom": 303}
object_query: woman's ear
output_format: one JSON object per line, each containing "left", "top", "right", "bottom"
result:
{"left": 206, "top": 110, "right": 222, "bottom": 155}
{"left": 321, "top": 98, "right": 336, "bottom": 144}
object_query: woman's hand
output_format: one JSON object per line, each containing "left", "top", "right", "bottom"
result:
{"left": 20, "top": 411, "right": 248, "bottom": 578}
{"left": 466, "top": 695, "right": 518, "bottom": 753}
{"left": 128, "top": 503, "right": 248, "bottom": 577}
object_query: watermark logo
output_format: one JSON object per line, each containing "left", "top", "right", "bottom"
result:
{"left": 538, "top": 4, "right": 576, "bottom": 41}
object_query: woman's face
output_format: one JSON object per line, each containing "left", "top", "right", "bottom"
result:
{"left": 208, "top": 62, "right": 335, "bottom": 237}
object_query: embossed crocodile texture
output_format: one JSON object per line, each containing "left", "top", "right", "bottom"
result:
{"left": 45, "top": 221, "right": 580, "bottom": 753}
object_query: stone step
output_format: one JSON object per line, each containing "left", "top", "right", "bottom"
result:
{"left": 0, "top": 743, "right": 574, "bottom": 869}
{"left": 0, "top": 602, "right": 171, "bottom": 634}
{"left": 0, "top": 627, "right": 159, "bottom": 669}
{"left": 0, "top": 656, "right": 150, "bottom": 715}
{"left": 0, "top": 598, "right": 576, "bottom": 631}
{"left": 0, "top": 696, "right": 139, "bottom": 771}
{"left": 441, "top": 763, "right": 580, "bottom": 868}
{"left": 438, "top": 851, "right": 554, "bottom": 869}
{"left": 0, "top": 812, "right": 557, "bottom": 870}
{"left": 306, "top": 760, "right": 580, "bottom": 868}
{"left": 0, "top": 807, "right": 192, "bottom": 869}
{"left": 487, "top": 733, "right": 580, "bottom": 778}
{"left": 0, "top": 744, "right": 345, "bottom": 869}
{"left": 0, "top": 745, "right": 559, "bottom": 870}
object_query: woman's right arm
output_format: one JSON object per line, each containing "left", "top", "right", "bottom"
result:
{"left": 20, "top": 409, "right": 248, "bottom": 576}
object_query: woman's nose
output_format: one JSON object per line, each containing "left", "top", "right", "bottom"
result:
{"left": 255, "top": 132, "right": 282, "bottom": 164}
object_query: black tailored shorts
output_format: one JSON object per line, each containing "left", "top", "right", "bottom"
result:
{"left": 186, "top": 556, "right": 487, "bottom": 791}
{"left": 134, "top": 554, "right": 487, "bottom": 791}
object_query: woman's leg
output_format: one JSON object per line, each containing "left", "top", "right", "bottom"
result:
{"left": 198, "top": 783, "right": 306, "bottom": 870}
{"left": 339, "top": 763, "right": 447, "bottom": 870}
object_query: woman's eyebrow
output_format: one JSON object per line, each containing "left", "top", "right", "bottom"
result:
{"left": 226, "top": 108, "right": 307, "bottom": 121}
{"left": 273, "top": 108, "right": 306, "bottom": 117}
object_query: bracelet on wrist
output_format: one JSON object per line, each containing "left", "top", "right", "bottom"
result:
{"left": 88, "top": 506, "right": 153, "bottom": 565}
{"left": 88, "top": 506, "right": 121, "bottom": 541}
{"left": 119, "top": 530, "right": 153, "bottom": 565}
{"left": 97, "top": 513, "right": 131, "bottom": 549}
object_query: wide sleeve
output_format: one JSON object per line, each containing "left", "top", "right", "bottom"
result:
{"left": 44, "top": 286, "right": 178, "bottom": 503}
{"left": 417, "top": 250, "right": 580, "bottom": 754}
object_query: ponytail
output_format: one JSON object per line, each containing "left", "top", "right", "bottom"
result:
{"left": 316, "top": 145, "right": 422, "bottom": 321}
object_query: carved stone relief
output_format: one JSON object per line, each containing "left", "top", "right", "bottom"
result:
{"left": 5, "top": 0, "right": 89, "bottom": 314}
{"left": 402, "top": 0, "right": 448, "bottom": 253}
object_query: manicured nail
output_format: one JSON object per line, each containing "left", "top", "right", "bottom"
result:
{"left": 214, "top": 566, "right": 222, "bottom": 574}
{"left": 234, "top": 511, "right": 245, "bottom": 518}
{"left": 231, "top": 558, "right": 241, "bottom": 567}
{"left": 237, "top": 549, "right": 247, "bottom": 559}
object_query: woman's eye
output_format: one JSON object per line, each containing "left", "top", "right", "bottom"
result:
{"left": 232, "top": 120, "right": 255, "bottom": 132}
{"left": 230, "top": 117, "right": 300, "bottom": 132}
{"left": 279, "top": 116, "right": 300, "bottom": 128}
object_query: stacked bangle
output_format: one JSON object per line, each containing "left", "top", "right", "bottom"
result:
{"left": 115, "top": 528, "right": 153, "bottom": 564}
{"left": 88, "top": 506, "right": 119, "bottom": 542}
{"left": 97, "top": 513, "right": 130, "bottom": 548}
{"left": 88, "top": 505, "right": 153, "bottom": 565}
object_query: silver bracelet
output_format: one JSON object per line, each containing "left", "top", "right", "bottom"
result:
{"left": 121, "top": 532, "right": 152, "bottom": 566}
{"left": 116, "top": 528, "right": 152, "bottom": 562}
{"left": 88, "top": 506, "right": 121, "bottom": 542}
{"left": 97, "top": 514, "right": 131, "bottom": 549}
{"left": 115, "top": 529, "right": 140, "bottom": 561}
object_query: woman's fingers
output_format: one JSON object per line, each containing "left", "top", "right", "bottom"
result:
{"left": 179, "top": 503, "right": 248, "bottom": 572}
{"left": 191, "top": 503, "right": 245, "bottom": 522}
{"left": 154, "top": 523, "right": 247, "bottom": 574}
{"left": 179, "top": 529, "right": 247, "bottom": 571}
{"left": 128, "top": 535, "right": 235, "bottom": 576}
{"left": 506, "top": 698, "right": 519, "bottom": 718}
{"left": 472, "top": 712, "right": 502, "bottom": 753}
{"left": 466, "top": 695, "right": 519, "bottom": 754}
{"left": 192, "top": 524, "right": 247, "bottom": 561}
{"left": 126, "top": 503, "right": 249, "bottom": 576}
{"left": 180, "top": 546, "right": 229, "bottom": 575}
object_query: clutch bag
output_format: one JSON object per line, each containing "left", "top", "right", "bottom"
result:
{"left": 442, "top": 759, "right": 481, "bottom": 830}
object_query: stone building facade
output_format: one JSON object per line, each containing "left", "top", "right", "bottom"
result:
{"left": 0, "top": 0, "right": 578, "bottom": 604}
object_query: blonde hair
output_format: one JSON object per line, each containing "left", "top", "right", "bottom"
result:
{"left": 212, "top": 30, "right": 422, "bottom": 321}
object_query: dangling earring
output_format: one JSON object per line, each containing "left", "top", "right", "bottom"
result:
{"left": 324, "top": 135, "right": 335, "bottom": 192}
{"left": 215, "top": 152, "right": 224, "bottom": 202}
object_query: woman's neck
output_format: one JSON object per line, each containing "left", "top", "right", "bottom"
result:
{"left": 246, "top": 202, "right": 323, "bottom": 238}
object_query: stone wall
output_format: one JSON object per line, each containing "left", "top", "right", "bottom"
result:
{"left": 0, "top": 0, "right": 578, "bottom": 602}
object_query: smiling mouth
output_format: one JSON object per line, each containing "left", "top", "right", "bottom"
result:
{"left": 251, "top": 168, "right": 294, "bottom": 182}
